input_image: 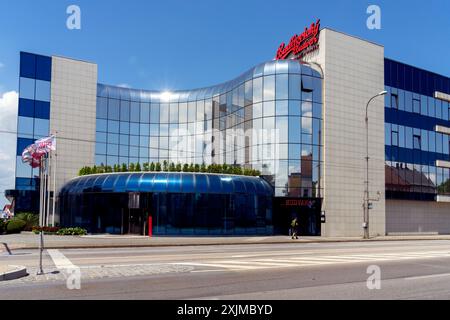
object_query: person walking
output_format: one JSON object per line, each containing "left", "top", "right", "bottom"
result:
{"left": 291, "top": 217, "right": 299, "bottom": 240}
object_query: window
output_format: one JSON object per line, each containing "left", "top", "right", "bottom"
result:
{"left": 253, "top": 77, "right": 263, "bottom": 103}
{"left": 97, "top": 97, "right": 108, "bottom": 119}
{"left": 150, "top": 104, "right": 160, "bottom": 123}
{"left": 108, "top": 120, "right": 119, "bottom": 133}
{"left": 19, "top": 77, "right": 35, "bottom": 100}
{"left": 263, "top": 101, "right": 275, "bottom": 117}
{"left": 288, "top": 74, "right": 301, "bottom": 100}
{"left": 391, "top": 94, "right": 399, "bottom": 109}
{"left": 35, "top": 80, "right": 51, "bottom": 102}
{"left": 18, "top": 99, "right": 34, "bottom": 118}
{"left": 301, "top": 75, "right": 313, "bottom": 92}
{"left": 288, "top": 117, "right": 301, "bottom": 144}
{"left": 34, "top": 118, "right": 49, "bottom": 138}
{"left": 34, "top": 101, "right": 50, "bottom": 119}
{"left": 413, "top": 135, "right": 421, "bottom": 149}
{"left": 244, "top": 81, "right": 253, "bottom": 106}
{"left": 263, "top": 76, "right": 275, "bottom": 101}
{"left": 17, "top": 116, "right": 34, "bottom": 137}
{"left": 140, "top": 103, "right": 150, "bottom": 123}
{"left": 107, "top": 133, "right": 119, "bottom": 144}
{"left": 275, "top": 101, "right": 288, "bottom": 116}
{"left": 130, "top": 123, "right": 139, "bottom": 135}
{"left": 391, "top": 130, "right": 399, "bottom": 146}
{"left": 16, "top": 156, "right": 32, "bottom": 178}
{"left": 120, "top": 122, "right": 129, "bottom": 134}
{"left": 35, "top": 55, "right": 52, "bottom": 81}
{"left": 412, "top": 98, "right": 420, "bottom": 114}
{"left": 275, "top": 74, "right": 288, "bottom": 100}
{"left": 96, "top": 119, "right": 107, "bottom": 132}
{"left": 20, "top": 52, "right": 36, "bottom": 78}
{"left": 130, "top": 102, "right": 140, "bottom": 122}
{"left": 108, "top": 99, "right": 120, "bottom": 120}
{"left": 276, "top": 117, "right": 289, "bottom": 143}
{"left": 169, "top": 103, "right": 179, "bottom": 123}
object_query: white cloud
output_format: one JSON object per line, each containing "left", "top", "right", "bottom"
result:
{"left": 0, "top": 62, "right": 4, "bottom": 68}
{"left": 0, "top": 91, "right": 18, "bottom": 208}
{"left": 117, "top": 83, "right": 131, "bottom": 88}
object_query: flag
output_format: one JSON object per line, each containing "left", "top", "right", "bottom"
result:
{"left": 35, "top": 135, "right": 56, "bottom": 154}
{"left": 21, "top": 144, "right": 41, "bottom": 168}
{"left": 21, "top": 135, "right": 56, "bottom": 168}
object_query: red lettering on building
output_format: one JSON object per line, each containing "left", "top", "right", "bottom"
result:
{"left": 275, "top": 19, "right": 321, "bottom": 60}
{"left": 283, "top": 199, "right": 315, "bottom": 208}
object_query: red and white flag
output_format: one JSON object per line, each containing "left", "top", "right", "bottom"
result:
{"left": 21, "top": 135, "right": 56, "bottom": 168}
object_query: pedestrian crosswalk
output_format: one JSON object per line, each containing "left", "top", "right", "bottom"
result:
{"left": 176, "top": 250, "right": 450, "bottom": 271}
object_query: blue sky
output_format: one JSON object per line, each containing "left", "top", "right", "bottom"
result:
{"left": 0, "top": 0, "right": 449, "bottom": 93}
{"left": 0, "top": 0, "right": 449, "bottom": 207}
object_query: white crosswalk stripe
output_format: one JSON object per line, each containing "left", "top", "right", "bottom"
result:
{"left": 177, "top": 250, "right": 450, "bottom": 271}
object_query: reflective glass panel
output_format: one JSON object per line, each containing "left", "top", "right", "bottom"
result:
{"left": 19, "top": 77, "right": 35, "bottom": 100}
{"left": 35, "top": 80, "right": 51, "bottom": 102}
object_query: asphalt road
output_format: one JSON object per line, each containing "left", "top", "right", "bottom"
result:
{"left": 2, "top": 240, "right": 450, "bottom": 299}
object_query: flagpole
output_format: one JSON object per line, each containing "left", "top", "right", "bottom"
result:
{"left": 52, "top": 133, "right": 57, "bottom": 227}
{"left": 46, "top": 153, "right": 51, "bottom": 227}
{"left": 37, "top": 155, "right": 44, "bottom": 275}
{"left": 39, "top": 157, "right": 43, "bottom": 226}
{"left": 42, "top": 155, "right": 47, "bottom": 227}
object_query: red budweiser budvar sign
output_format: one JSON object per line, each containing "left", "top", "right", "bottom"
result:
{"left": 275, "top": 19, "right": 321, "bottom": 60}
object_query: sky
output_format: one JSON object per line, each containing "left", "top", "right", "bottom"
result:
{"left": 0, "top": 0, "right": 449, "bottom": 208}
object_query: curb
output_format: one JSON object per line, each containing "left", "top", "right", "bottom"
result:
{"left": 0, "top": 265, "right": 28, "bottom": 281}
{"left": 4, "top": 236, "right": 450, "bottom": 250}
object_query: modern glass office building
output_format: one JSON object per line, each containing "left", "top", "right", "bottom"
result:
{"left": 5, "top": 26, "right": 450, "bottom": 237}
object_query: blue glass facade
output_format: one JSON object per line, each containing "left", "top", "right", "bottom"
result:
{"left": 95, "top": 60, "right": 323, "bottom": 198}
{"left": 59, "top": 173, "right": 274, "bottom": 235}
{"left": 384, "top": 58, "right": 450, "bottom": 200}
{"left": 14, "top": 52, "right": 52, "bottom": 212}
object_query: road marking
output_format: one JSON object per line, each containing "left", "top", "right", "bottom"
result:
{"left": 47, "top": 249, "right": 77, "bottom": 269}
{"left": 191, "top": 269, "right": 229, "bottom": 273}
{"left": 404, "top": 273, "right": 450, "bottom": 281}
{"left": 176, "top": 251, "right": 450, "bottom": 272}
{"left": 176, "top": 262, "right": 267, "bottom": 270}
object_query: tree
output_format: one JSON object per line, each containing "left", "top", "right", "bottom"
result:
{"left": 78, "top": 167, "right": 85, "bottom": 176}
{"left": 182, "top": 164, "right": 189, "bottom": 172}
{"left": 143, "top": 162, "right": 149, "bottom": 172}
{"left": 163, "top": 160, "right": 168, "bottom": 171}
{"left": 113, "top": 164, "right": 119, "bottom": 173}
{"left": 189, "top": 163, "right": 195, "bottom": 172}
{"left": 175, "top": 163, "right": 182, "bottom": 172}
{"left": 169, "top": 162, "right": 176, "bottom": 172}
{"left": 135, "top": 162, "right": 141, "bottom": 172}
{"left": 200, "top": 163, "right": 206, "bottom": 173}
{"left": 106, "top": 165, "right": 113, "bottom": 173}
{"left": 194, "top": 164, "right": 200, "bottom": 172}
{"left": 155, "top": 162, "right": 162, "bottom": 172}
{"left": 150, "top": 162, "right": 155, "bottom": 171}
{"left": 129, "top": 163, "right": 135, "bottom": 172}
{"left": 92, "top": 165, "right": 98, "bottom": 174}
{"left": 121, "top": 163, "right": 127, "bottom": 172}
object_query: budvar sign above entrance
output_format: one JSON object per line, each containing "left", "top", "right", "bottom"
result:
{"left": 275, "top": 19, "right": 321, "bottom": 60}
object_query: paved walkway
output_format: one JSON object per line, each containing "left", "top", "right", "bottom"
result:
{"left": 2, "top": 232, "right": 450, "bottom": 251}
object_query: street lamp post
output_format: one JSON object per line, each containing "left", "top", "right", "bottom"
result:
{"left": 364, "top": 90, "right": 387, "bottom": 239}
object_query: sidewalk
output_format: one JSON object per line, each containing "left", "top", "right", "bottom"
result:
{"left": 2, "top": 232, "right": 450, "bottom": 251}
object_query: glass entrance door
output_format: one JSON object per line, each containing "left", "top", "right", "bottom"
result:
{"left": 128, "top": 209, "right": 144, "bottom": 235}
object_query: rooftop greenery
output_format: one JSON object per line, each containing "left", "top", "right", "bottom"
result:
{"left": 78, "top": 161, "right": 261, "bottom": 177}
